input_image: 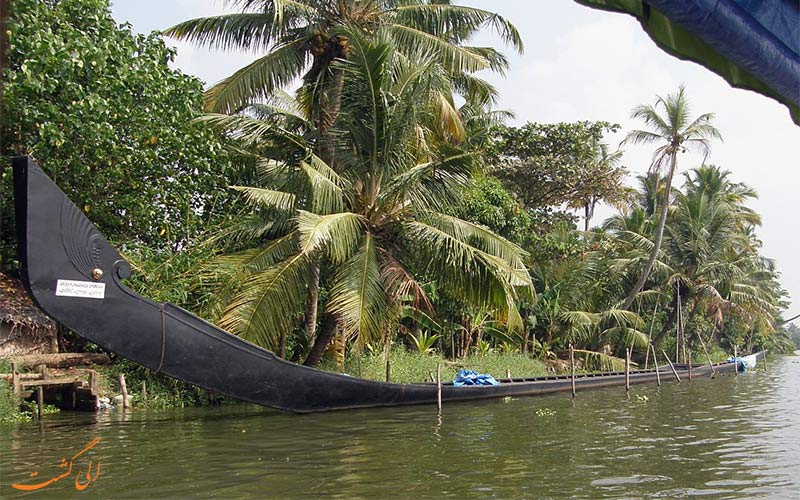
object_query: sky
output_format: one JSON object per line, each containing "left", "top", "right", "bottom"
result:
{"left": 110, "top": 0, "right": 800, "bottom": 316}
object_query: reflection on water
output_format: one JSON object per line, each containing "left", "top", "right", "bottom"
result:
{"left": 2, "top": 354, "right": 799, "bottom": 499}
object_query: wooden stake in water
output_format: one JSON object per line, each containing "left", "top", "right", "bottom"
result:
{"left": 385, "top": 357, "right": 391, "bottom": 383}
{"left": 37, "top": 364, "right": 46, "bottom": 420}
{"left": 37, "top": 385, "right": 44, "bottom": 420}
{"left": 625, "top": 348, "right": 631, "bottom": 395}
{"left": 662, "top": 349, "right": 682, "bottom": 382}
{"left": 734, "top": 346, "right": 739, "bottom": 376}
{"left": 141, "top": 380, "right": 148, "bottom": 403}
{"left": 119, "top": 373, "right": 129, "bottom": 409}
{"left": 436, "top": 363, "right": 442, "bottom": 414}
{"left": 651, "top": 345, "right": 661, "bottom": 387}
{"left": 569, "top": 344, "right": 576, "bottom": 399}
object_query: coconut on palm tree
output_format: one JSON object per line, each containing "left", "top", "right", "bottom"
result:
{"left": 620, "top": 85, "right": 721, "bottom": 311}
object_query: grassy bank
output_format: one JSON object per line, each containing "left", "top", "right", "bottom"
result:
{"left": 320, "top": 349, "right": 548, "bottom": 384}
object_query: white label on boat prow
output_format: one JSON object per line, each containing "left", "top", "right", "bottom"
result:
{"left": 55, "top": 279, "right": 106, "bottom": 299}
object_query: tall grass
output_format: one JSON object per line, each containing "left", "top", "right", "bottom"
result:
{"left": 320, "top": 349, "right": 547, "bottom": 384}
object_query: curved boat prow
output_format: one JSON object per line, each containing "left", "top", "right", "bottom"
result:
{"left": 13, "top": 156, "right": 429, "bottom": 412}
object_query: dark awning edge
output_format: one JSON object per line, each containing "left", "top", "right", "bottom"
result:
{"left": 574, "top": 0, "right": 800, "bottom": 126}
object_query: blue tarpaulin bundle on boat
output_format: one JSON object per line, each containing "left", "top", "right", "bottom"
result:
{"left": 726, "top": 354, "right": 758, "bottom": 373}
{"left": 453, "top": 369, "right": 500, "bottom": 387}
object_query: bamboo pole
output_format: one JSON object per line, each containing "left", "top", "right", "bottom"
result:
{"left": 569, "top": 344, "right": 576, "bottom": 399}
{"left": 734, "top": 346, "right": 738, "bottom": 376}
{"left": 661, "top": 349, "right": 681, "bottom": 382}
{"left": 625, "top": 348, "right": 631, "bottom": 395}
{"left": 698, "top": 334, "right": 716, "bottom": 376}
{"left": 651, "top": 345, "right": 661, "bottom": 387}
{"left": 436, "top": 363, "right": 442, "bottom": 414}
{"left": 118, "top": 373, "right": 129, "bottom": 409}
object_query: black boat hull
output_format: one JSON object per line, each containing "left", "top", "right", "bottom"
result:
{"left": 12, "top": 157, "right": 753, "bottom": 413}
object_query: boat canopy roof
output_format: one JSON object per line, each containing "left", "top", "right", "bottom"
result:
{"left": 576, "top": 0, "right": 800, "bottom": 125}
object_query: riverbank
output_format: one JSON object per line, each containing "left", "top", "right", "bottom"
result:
{"left": 0, "top": 350, "right": 548, "bottom": 419}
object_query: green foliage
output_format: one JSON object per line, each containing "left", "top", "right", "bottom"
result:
{"left": 0, "top": 361, "right": 31, "bottom": 423}
{"left": 458, "top": 175, "right": 531, "bottom": 245}
{"left": 320, "top": 348, "right": 547, "bottom": 383}
{"left": 1, "top": 0, "right": 232, "bottom": 272}
{"left": 487, "top": 121, "right": 627, "bottom": 211}
{"left": 165, "top": 0, "right": 524, "bottom": 114}
{"left": 407, "top": 330, "right": 440, "bottom": 354}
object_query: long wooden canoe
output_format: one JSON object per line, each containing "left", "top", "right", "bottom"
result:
{"left": 12, "top": 157, "right": 756, "bottom": 412}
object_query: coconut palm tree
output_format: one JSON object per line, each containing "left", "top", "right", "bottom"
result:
{"left": 164, "top": 0, "right": 523, "bottom": 116}
{"left": 166, "top": 0, "right": 523, "bottom": 349}
{"left": 205, "top": 34, "right": 532, "bottom": 366}
{"left": 620, "top": 85, "right": 721, "bottom": 310}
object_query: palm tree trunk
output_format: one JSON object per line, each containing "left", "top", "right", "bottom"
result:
{"left": 584, "top": 204, "right": 591, "bottom": 232}
{"left": 303, "top": 313, "right": 337, "bottom": 367}
{"left": 622, "top": 153, "right": 677, "bottom": 310}
{"left": 304, "top": 264, "right": 320, "bottom": 344}
{"left": 302, "top": 66, "right": 346, "bottom": 347}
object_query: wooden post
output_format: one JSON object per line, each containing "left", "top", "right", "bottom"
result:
{"left": 118, "top": 373, "right": 129, "bottom": 409}
{"left": 141, "top": 380, "right": 147, "bottom": 404}
{"left": 763, "top": 350, "right": 768, "bottom": 371}
{"left": 36, "top": 364, "right": 47, "bottom": 420}
{"left": 37, "top": 386, "right": 44, "bottom": 420}
{"left": 625, "top": 348, "right": 631, "bottom": 395}
{"left": 385, "top": 357, "right": 391, "bottom": 383}
{"left": 661, "top": 349, "right": 681, "bottom": 382}
{"left": 698, "top": 334, "right": 716, "bottom": 376}
{"left": 569, "top": 344, "right": 576, "bottom": 399}
{"left": 506, "top": 369, "right": 511, "bottom": 381}
{"left": 734, "top": 346, "right": 738, "bottom": 376}
{"left": 436, "top": 363, "right": 442, "bottom": 414}
{"left": 10, "top": 361, "right": 19, "bottom": 399}
{"left": 651, "top": 345, "right": 661, "bottom": 387}
{"left": 644, "top": 302, "right": 659, "bottom": 370}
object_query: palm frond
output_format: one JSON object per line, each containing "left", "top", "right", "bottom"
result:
{"left": 296, "top": 210, "right": 365, "bottom": 263}
{"left": 327, "top": 234, "right": 388, "bottom": 346}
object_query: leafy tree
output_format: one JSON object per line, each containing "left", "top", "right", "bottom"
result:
{"left": 620, "top": 85, "right": 721, "bottom": 310}
{"left": 487, "top": 121, "right": 627, "bottom": 212}
{"left": 0, "top": 0, "right": 232, "bottom": 273}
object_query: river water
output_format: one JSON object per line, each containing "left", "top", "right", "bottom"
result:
{"left": 2, "top": 354, "right": 798, "bottom": 499}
